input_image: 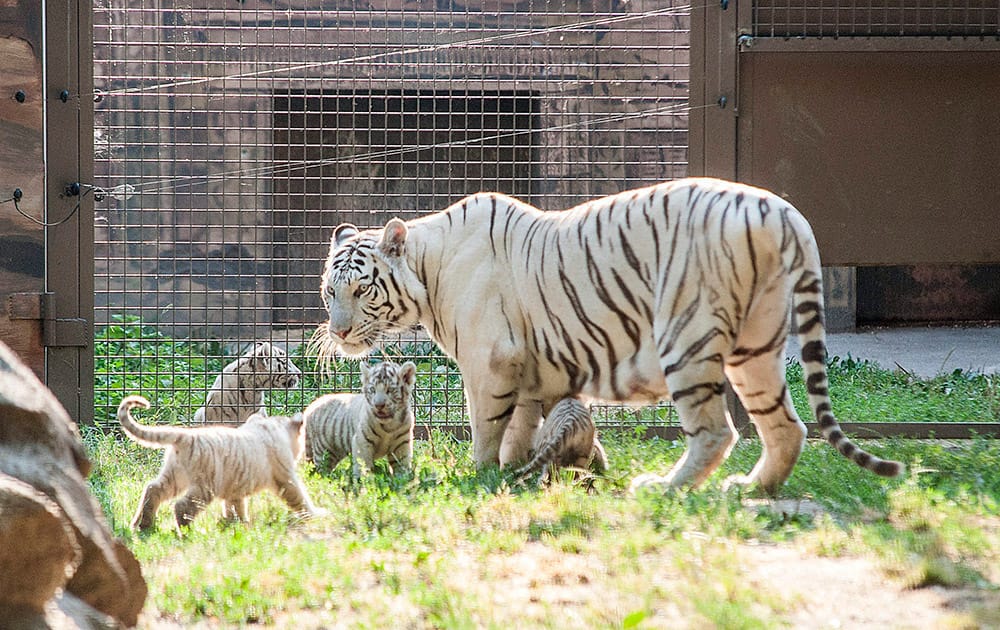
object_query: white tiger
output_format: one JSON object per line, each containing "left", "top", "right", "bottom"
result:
{"left": 117, "top": 395, "right": 323, "bottom": 531}
{"left": 514, "top": 397, "right": 608, "bottom": 483}
{"left": 303, "top": 360, "right": 417, "bottom": 477}
{"left": 193, "top": 341, "right": 302, "bottom": 424}
{"left": 313, "top": 177, "right": 903, "bottom": 494}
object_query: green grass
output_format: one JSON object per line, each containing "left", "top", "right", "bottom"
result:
{"left": 89, "top": 324, "right": 1000, "bottom": 626}
{"left": 786, "top": 356, "right": 1000, "bottom": 423}
{"left": 86, "top": 424, "right": 1000, "bottom": 629}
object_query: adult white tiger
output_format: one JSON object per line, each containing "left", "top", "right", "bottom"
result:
{"left": 315, "top": 177, "right": 903, "bottom": 493}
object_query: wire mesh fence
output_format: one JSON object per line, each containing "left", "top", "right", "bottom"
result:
{"left": 92, "top": 0, "right": 691, "bottom": 430}
{"left": 751, "top": 1, "right": 1000, "bottom": 39}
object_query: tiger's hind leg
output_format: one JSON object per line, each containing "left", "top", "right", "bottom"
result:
{"left": 725, "top": 348, "right": 807, "bottom": 495}
{"left": 221, "top": 497, "right": 249, "bottom": 522}
{"left": 633, "top": 323, "right": 738, "bottom": 492}
{"left": 173, "top": 486, "right": 214, "bottom": 529}
{"left": 723, "top": 276, "right": 808, "bottom": 494}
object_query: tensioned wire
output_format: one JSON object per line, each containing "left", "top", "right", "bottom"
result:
{"left": 96, "top": 4, "right": 697, "bottom": 98}
{"left": 115, "top": 100, "right": 702, "bottom": 199}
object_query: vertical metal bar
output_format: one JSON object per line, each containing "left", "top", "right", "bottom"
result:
{"left": 688, "top": 1, "right": 738, "bottom": 179}
{"left": 44, "top": 0, "right": 95, "bottom": 423}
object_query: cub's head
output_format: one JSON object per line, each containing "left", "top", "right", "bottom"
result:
{"left": 238, "top": 341, "right": 301, "bottom": 389}
{"left": 361, "top": 360, "right": 417, "bottom": 420}
{"left": 315, "top": 219, "right": 425, "bottom": 362}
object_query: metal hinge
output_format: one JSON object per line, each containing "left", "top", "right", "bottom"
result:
{"left": 7, "top": 292, "right": 89, "bottom": 348}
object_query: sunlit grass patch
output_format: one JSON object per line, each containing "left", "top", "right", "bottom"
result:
{"left": 84, "top": 353, "right": 1000, "bottom": 628}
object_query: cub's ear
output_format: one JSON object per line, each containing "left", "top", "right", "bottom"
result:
{"left": 333, "top": 223, "right": 359, "bottom": 247}
{"left": 399, "top": 361, "right": 417, "bottom": 387}
{"left": 378, "top": 218, "right": 408, "bottom": 258}
{"left": 360, "top": 362, "right": 371, "bottom": 384}
{"left": 289, "top": 412, "right": 305, "bottom": 432}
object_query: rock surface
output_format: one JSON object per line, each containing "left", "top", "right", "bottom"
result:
{"left": 0, "top": 340, "right": 147, "bottom": 627}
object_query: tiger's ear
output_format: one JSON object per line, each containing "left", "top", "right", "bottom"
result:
{"left": 378, "top": 218, "right": 408, "bottom": 258}
{"left": 289, "top": 412, "right": 305, "bottom": 433}
{"left": 360, "top": 362, "right": 371, "bottom": 384}
{"left": 399, "top": 361, "right": 417, "bottom": 387}
{"left": 333, "top": 223, "right": 359, "bottom": 247}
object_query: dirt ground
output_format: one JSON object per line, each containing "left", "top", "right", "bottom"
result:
{"left": 140, "top": 541, "right": 998, "bottom": 629}
{"left": 138, "top": 499, "right": 999, "bottom": 629}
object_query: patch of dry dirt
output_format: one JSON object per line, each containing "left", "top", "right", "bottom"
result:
{"left": 138, "top": 538, "right": 997, "bottom": 629}
{"left": 743, "top": 544, "right": 992, "bottom": 629}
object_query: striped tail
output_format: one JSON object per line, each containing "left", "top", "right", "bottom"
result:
{"left": 513, "top": 429, "right": 566, "bottom": 480}
{"left": 793, "top": 271, "right": 905, "bottom": 478}
{"left": 117, "top": 395, "right": 186, "bottom": 449}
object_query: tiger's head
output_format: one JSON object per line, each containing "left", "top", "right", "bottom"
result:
{"left": 238, "top": 341, "right": 302, "bottom": 390}
{"left": 314, "top": 218, "right": 427, "bottom": 362}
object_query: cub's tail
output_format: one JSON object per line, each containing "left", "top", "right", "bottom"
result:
{"left": 514, "top": 398, "right": 598, "bottom": 480}
{"left": 117, "top": 395, "right": 186, "bottom": 449}
{"left": 793, "top": 269, "right": 905, "bottom": 478}
{"left": 513, "top": 424, "right": 570, "bottom": 480}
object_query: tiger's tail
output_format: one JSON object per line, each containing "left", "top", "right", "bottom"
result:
{"left": 793, "top": 270, "right": 904, "bottom": 478}
{"left": 117, "top": 395, "right": 187, "bottom": 449}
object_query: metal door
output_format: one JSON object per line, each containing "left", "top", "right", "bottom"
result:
{"left": 691, "top": 1, "right": 1000, "bottom": 266}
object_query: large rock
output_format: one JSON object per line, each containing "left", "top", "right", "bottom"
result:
{"left": 0, "top": 340, "right": 147, "bottom": 628}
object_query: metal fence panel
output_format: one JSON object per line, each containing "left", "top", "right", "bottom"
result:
{"left": 92, "top": 0, "right": 689, "bottom": 429}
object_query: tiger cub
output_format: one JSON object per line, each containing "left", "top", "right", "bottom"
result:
{"left": 304, "top": 360, "right": 417, "bottom": 477}
{"left": 193, "top": 341, "right": 302, "bottom": 424}
{"left": 118, "top": 395, "right": 323, "bottom": 531}
{"left": 514, "top": 397, "right": 608, "bottom": 482}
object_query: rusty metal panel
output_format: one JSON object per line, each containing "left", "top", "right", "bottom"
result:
{"left": 858, "top": 265, "right": 1000, "bottom": 324}
{"left": 736, "top": 50, "right": 1000, "bottom": 265}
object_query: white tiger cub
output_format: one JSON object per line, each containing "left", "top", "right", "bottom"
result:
{"left": 118, "top": 395, "right": 323, "bottom": 531}
{"left": 514, "top": 397, "right": 608, "bottom": 483}
{"left": 304, "top": 360, "right": 417, "bottom": 477}
{"left": 315, "top": 177, "right": 904, "bottom": 495}
{"left": 193, "top": 341, "right": 302, "bottom": 424}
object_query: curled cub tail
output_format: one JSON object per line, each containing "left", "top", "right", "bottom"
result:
{"left": 793, "top": 270, "right": 905, "bottom": 478}
{"left": 117, "top": 395, "right": 186, "bottom": 449}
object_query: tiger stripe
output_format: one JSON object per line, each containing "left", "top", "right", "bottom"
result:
{"left": 514, "top": 397, "right": 608, "bottom": 482}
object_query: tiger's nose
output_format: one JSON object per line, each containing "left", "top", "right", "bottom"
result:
{"left": 329, "top": 325, "right": 352, "bottom": 340}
